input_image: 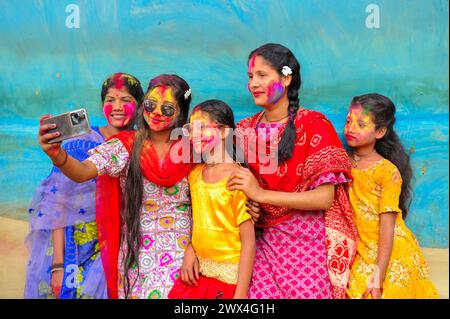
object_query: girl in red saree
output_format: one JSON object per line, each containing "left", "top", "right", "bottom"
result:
{"left": 228, "top": 43, "right": 358, "bottom": 299}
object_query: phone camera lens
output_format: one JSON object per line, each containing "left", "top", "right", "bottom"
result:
{"left": 71, "top": 112, "right": 84, "bottom": 125}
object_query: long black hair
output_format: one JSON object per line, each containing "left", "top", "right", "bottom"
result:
{"left": 190, "top": 99, "right": 244, "bottom": 165}
{"left": 351, "top": 93, "right": 413, "bottom": 219}
{"left": 248, "top": 43, "right": 301, "bottom": 163}
{"left": 100, "top": 72, "right": 144, "bottom": 129}
{"left": 122, "top": 74, "right": 191, "bottom": 298}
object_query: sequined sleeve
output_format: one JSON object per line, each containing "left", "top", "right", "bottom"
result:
{"left": 379, "top": 162, "right": 403, "bottom": 215}
{"left": 87, "top": 138, "right": 129, "bottom": 178}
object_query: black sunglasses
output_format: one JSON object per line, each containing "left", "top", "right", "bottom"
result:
{"left": 142, "top": 99, "right": 176, "bottom": 117}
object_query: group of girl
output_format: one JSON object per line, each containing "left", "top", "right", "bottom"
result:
{"left": 25, "top": 43, "right": 438, "bottom": 299}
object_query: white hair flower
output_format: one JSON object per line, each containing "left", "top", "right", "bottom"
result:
{"left": 281, "top": 66, "right": 292, "bottom": 76}
{"left": 184, "top": 88, "right": 191, "bottom": 100}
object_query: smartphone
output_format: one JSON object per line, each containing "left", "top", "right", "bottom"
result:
{"left": 43, "top": 108, "right": 92, "bottom": 144}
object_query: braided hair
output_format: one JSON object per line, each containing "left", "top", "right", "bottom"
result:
{"left": 248, "top": 43, "right": 301, "bottom": 163}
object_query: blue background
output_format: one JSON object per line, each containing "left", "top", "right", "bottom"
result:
{"left": 0, "top": 0, "right": 448, "bottom": 247}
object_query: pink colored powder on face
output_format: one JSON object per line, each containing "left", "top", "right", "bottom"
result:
{"left": 122, "top": 102, "right": 136, "bottom": 126}
{"left": 266, "top": 81, "right": 285, "bottom": 104}
{"left": 112, "top": 73, "right": 124, "bottom": 90}
{"left": 103, "top": 104, "right": 113, "bottom": 119}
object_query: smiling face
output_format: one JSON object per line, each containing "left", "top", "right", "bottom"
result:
{"left": 344, "top": 104, "right": 382, "bottom": 148}
{"left": 188, "top": 110, "right": 224, "bottom": 154}
{"left": 143, "top": 86, "right": 179, "bottom": 132}
{"left": 247, "top": 55, "right": 288, "bottom": 107}
{"left": 103, "top": 88, "right": 137, "bottom": 128}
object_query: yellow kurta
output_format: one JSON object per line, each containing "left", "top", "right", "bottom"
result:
{"left": 188, "top": 164, "right": 252, "bottom": 285}
{"left": 347, "top": 159, "right": 438, "bottom": 299}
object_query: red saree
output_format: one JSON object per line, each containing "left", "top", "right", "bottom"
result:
{"left": 95, "top": 131, "right": 194, "bottom": 299}
{"left": 236, "top": 108, "right": 358, "bottom": 299}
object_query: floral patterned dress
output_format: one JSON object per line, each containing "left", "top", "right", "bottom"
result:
{"left": 346, "top": 159, "right": 438, "bottom": 298}
{"left": 88, "top": 138, "right": 192, "bottom": 299}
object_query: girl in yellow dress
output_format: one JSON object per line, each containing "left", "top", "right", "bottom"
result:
{"left": 344, "top": 93, "right": 438, "bottom": 299}
{"left": 168, "top": 100, "right": 256, "bottom": 299}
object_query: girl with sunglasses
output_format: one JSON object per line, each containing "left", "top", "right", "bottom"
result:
{"left": 37, "top": 74, "right": 195, "bottom": 299}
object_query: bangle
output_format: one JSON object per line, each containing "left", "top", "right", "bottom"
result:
{"left": 50, "top": 263, "right": 65, "bottom": 273}
{"left": 51, "top": 263, "right": 64, "bottom": 270}
{"left": 53, "top": 150, "right": 68, "bottom": 168}
{"left": 51, "top": 267, "right": 64, "bottom": 273}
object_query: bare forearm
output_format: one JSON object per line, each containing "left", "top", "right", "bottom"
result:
{"left": 234, "top": 221, "right": 256, "bottom": 299}
{"left": 259, "top": 184, "right": 335, "bottom": 211}
{"left": 52, "top": 228, "right": 65, "bottom": 264}
{"left": 51, "top": 150, "right": 98, "bottom": 182}
{"left": 376, "top": 213, "right": 396, "bottom": 287}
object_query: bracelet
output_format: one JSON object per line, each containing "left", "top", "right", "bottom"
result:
{"left": 51, "top": 267, "right": 64, "bottom": 273}
{"left": 50, "top": 263, "right": 64, "bottom": 271}
{"left": 53, "top": 150, "right": 68, "bottom": 168}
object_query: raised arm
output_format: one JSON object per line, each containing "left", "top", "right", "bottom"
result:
{"left": 38, "top": 115, "right": 99, "bottom": 182}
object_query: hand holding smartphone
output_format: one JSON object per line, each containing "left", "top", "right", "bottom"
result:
{"left": 42, "top": 108, "right": 92, "bottom": 143}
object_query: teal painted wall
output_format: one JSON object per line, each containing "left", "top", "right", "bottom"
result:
{"left": 0, "top": 0, "right": 448, "bottom": 247}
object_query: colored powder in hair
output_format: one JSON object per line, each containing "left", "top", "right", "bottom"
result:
{"left": 248, "top": 54, "right": 257, "bottom": 73}
{"left": 159, "top": 85, "right": 167, "bottom": 97}
{"left": 267, "top": 81, "right": 284, "bottom": 104}
{"left": 362, "top": 105, "right": 371, "bottom": 116}
{"left": 191, "top": 106, "right": 202, "bottom": 115}
{"left": 350, "top": 103, "right": 371, "bottom": 116}
{"left": 112, "top": 73, "right": 125, "bottom": 90}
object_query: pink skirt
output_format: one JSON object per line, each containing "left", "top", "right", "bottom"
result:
{"left": 248, "top": 212, "right": 333, "bottom": 299}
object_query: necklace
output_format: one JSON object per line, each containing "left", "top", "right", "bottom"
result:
{"left": 353, "top": 149, "right": 377, "bottom": 162}
{"left": 263, "top": 112, "right": 289, "bottom": 123}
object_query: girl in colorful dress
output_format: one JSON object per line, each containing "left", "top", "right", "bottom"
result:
{"left": 25, "top": 72, "right": 143, "bottom": 299}
{"left": 344, "top": 93, "right": 438, "bottom": 299}
{"left": 168, "top": 100, "right": 255, "bottom": 299}
{"left": 228, "top": 43, "right": 358, "bottom": 299}
{"left": 37, "top": 74, "right": 195, "bottom": 299}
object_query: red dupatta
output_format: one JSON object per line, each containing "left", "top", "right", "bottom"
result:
{"left": 236, "top": 108, "right": 358, "bottom": 299}
{"left": 95, "top": 131, "right": 194, "bottom": 299}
